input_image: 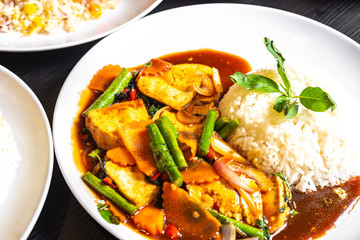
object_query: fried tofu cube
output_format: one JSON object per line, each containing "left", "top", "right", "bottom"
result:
{"left": 85, "top": 99, "right": 149, "bottom": 150}
{"left": 137, "top": 63, "right": 213, "bottom": 110}
{"left": 105, "top": 161, "right": 160, "bottom": 208}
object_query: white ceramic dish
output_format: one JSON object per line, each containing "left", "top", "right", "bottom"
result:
{"left": 0, "top": 66, "right": 53, "bottom": 239}
{"left": 53, "top": 3, "right": 360, "bottom": 240}
{"left": 0, "top": 0, "right": 162, "bottom": 52}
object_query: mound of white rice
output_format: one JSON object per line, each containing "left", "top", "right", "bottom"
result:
{"left": 219, "top": 65, "right": 360, "bottom": 192}
{"left": 0, "top": 110, "right": 21, "bottom": 205}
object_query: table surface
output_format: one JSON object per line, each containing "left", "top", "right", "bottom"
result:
{"left": 0, "top": 0, "right": 359, "bottom": 239}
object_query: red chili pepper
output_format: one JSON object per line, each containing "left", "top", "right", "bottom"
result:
{"left": 165, "top": 223, "right": 180, "bottom": 240}
{"left": 206, "top": 148, "right": 216, "bottom": 161}
{"left": 129, "top": 89, "right": 137, "bottom": 101}
{"left": 213, "top": 202, "right": 220, "bottom": 211}
{"left": 102, "top": 177, "right": 116, "bottom": 189}
{"left": 150, "top": 172, "right": 161, "bottom": 181}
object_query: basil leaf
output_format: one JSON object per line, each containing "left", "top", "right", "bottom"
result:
{"left": 299, "top": 87, "right": 337, "bottom": 112}
{"left": 257, "top": 219, "right": 270, "bottom": 240}
{"left": 230, "top": 72, "right": 280, "bottom": 93}
{"left": 264, "top": 37, "right": 291, "bottom": 94}
{"left": 273, "top": 95, "right": 288, "bottom": 113}
{"left": 284, "top": 102, "right": 299, "bottom": 119}
{"left": 97, "top": 204, "right": 120, "bottom": 225}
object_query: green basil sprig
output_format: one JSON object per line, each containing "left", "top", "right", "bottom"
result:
{"left": 230, "top": 37, "right": 337, "bottom": 119}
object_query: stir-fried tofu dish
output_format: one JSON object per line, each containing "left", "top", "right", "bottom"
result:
{"left": 73, "top": 39, "right": 360, "bottom": 240}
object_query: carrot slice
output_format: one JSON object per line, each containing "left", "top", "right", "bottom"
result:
{"left": 162, "top": 182, "right": 221, "bottom": 239}
{"left": 132, "top": 205, "right": 165, "bottom": 235}
{"left": 139, "top": 59, "right": 172, "bottom": 77}
{"left": 177, "top": 131, "right": 198, "bottom": 161}
{"left": 88, "top": 64, "right": 122, "bottom": 91}
{"left": 117, "top": 119, "right": 158, "bottom": 177}
{"left": 180, "top": 159, "right": 219, "bottom": 184}
{"left": 106, "top": 147, "right": 136, "bottom": 166}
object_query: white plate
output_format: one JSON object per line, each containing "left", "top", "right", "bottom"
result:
{"left": 0, "top": 0, "right": 162, "bottom": 52}
{"left": 53, "top": 4, "right": 360, "bottom": 240}
{"left": 0, "top": 66, "right": 53, "bottom": 239}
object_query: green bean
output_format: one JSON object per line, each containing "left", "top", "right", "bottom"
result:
{"left": 218, "top": 119, "right": 240, "bottom": 139}
{"left": 83, "top": 68, "right": 133, "bottom": 116}
{"left": 155, "top": 118, "right": 187, "bottom": 170}
{"left": 83, "top": 171, "right": 138, "bottom": 215}
{"left": 214, "top": 117, "right": 230, "bottom": 132}
{"left": 160, "top": 115, "right": 178, "bottom": 138}
{"left": 207, "top": 208, "right": 264, "bottom": 240}
{"left": 197, "top": 110, "right": 217, "bottom": 157}
{"left": 146, "top": 124, "right": 183, "bottom": 187}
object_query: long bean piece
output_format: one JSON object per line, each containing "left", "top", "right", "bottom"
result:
{"left": 83, "top": 171, "right": 138, "bottom": 215}
{"left": 207, "top": 208, "right": 264, "bottom": 240}
{"left": 146, "top": 124, "right": 183, "bottom": 187}
{"left": 214, "top": 117, "right": 230, "bottom": 132}
{"left": 160, "top": 116, "right": 178, "bottom": 138}
{"left": 83, "top": 68, "right": 133, "bottom": 116}
{"left": 155, "top": 118, "right": 187, "bottom": 170}
{"left": 218, "top": 119, "right": 240, "bottom": 139}
{"left": 198, "top": 110, "right": 217, "bottom": 157}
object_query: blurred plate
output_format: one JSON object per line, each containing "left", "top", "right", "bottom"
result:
{"left": 53, "top": 3, "right": 360, "bottom": 240}
{"left": 0, "top": 0, "right": 162, "bottom": 52}
{"left": 0, "top": 66, "right": 53, "bottom": 239}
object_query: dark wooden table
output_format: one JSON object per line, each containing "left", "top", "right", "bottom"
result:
{"left": 0, "top": 0, "right": 359, "bottom": 239}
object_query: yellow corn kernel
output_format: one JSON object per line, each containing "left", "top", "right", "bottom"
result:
{"left": 24, "top": 3, "right": 37, "bottom": 15}
{"left": 27, "top": 16, "right": 44, "bottom": 34}
{"left": 89, "top": 3, "right": 102, "bottom": 18}
{"left": 12, "top": 11, "right": 20, "bottom": 20}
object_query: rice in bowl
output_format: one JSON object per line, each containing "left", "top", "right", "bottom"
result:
{"left": 0, "top": 110, "right": 21, "bottom": 205}
{"left": 219, "top": 65, "right": 360, "bottom": 192}
{"left": 0, "top": 0, "right": 120, "bottom": 35}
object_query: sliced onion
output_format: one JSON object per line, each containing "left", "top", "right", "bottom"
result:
{"left": 193, "top": 72, "right": 215, "bottom": 96}
{"left": 152, "top": 106, "right": 171, "bottom": 121}
{"left": 213, "top": 160, "right": 258, "bottom": 194}
{"left": 221, "top": 223, "right": 236, "bottom": 240}
{"left": 176, "top": 110, "right": 203, "bottom": 125}
{"left": 227, "top": 161, "right": 273, "bottom": 192}
{"left": 185, "top": 102, "right": 215, "bottom": 117}
{"left": 210, "top": 136, "right": 249, "bottom": 165}
{"left": 212, "top": 67, "right": 223, "bottom": 93}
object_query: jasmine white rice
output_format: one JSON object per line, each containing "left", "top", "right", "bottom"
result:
{"left": 0, "top": 110, "right": 21, "bottom": 205}
{"left": 219, "top": 65, "right": 360, "bottom": 192}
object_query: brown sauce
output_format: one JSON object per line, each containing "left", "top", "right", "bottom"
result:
{"left": 275, "top": 177, "right": 360, "bottom": 240}
{"left": 72, "top": 49, "right": 360, "bottom": 240}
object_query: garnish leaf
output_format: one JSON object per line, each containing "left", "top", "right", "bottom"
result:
{"left": 299, "top": 87, "right": 337, "bottom": 112}
{"left": 284, "top": 102, "right": 299, "bottom": 119}
{"left": 230, "top": 72, "right": 280, "bottom": 93}
{"left": 97, "top": 204, "right": 120, "bottom": 225}
{"left": 88, "top": 149, "right": 101, "bottom": 161}
{"left": 290, "top": 210, "right": 299, "bottom": 216}
{"left": 231, "top": 37, "right": 337, "bottom": 119}
{"left": 264, "top": 37, "right": 291, "bottom": 94}
{"left": 273, "top": 95, "right": 288, "bottom": 113}
{"left": 257, "top": 219, "right": 270, "bottom": 240}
